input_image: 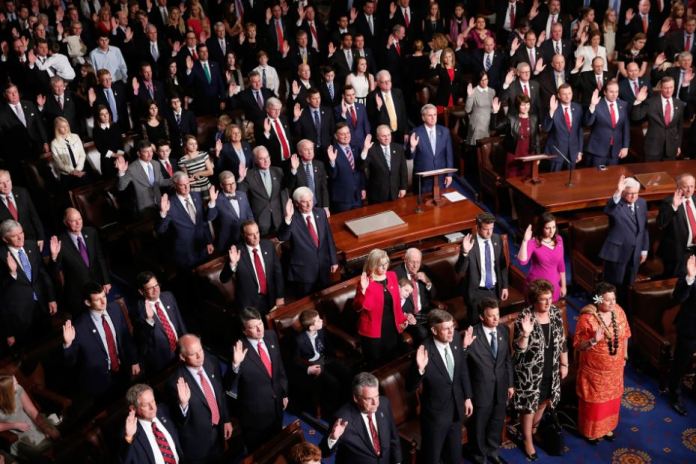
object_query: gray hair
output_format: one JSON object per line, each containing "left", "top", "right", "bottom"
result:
{"left": 126, "top": 384, "right": 153, "bottom": 409}
{"left": 296, "top": 139, "right": 313, "bottom": 151}
{"left": 219, "top": 170, "right": 236, "bottom": 184}
{"left": 352, "top": 372, "right": 379, "bottom": 396}
{"left": 404, "top": 247, "right": 422, "bottom": 261}
{"left": 676, "top": 172, "right": 695, "bottom": 186}
{"left": 420, "top": 104, "right": 437, "bottom": 116}
{"left": 266, "top": 97, "right": 282, "bottom": 110}
{"left": 516, "top": 62, "right": 531, "bottom": 73}
{"left": 172, "top": 171, "right": 189, "bottom": 183}
{"left": 292, "top": 186, "right": 314, "bottom": 203}
{"left": 376, "top": 69, "right": 391, "bottom": 81}
{"left": 252, "top": 145, "right": 269, "bottom": 158}
{"left": 0, "top": 219, "right": 21, "bottom": 238}
{"left": 679, "top": 51, "right": 693, "bottom": 62}
{"left": 623, "top": 177, "right": 641, "bottom": 190}
{"left": 376, "top": 124, "right": 391, "bottom": 136}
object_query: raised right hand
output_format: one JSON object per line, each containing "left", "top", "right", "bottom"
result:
{"left": 228, "top": 245, "right": 241, "bottom": 266}
{"left": 330, "top": 418, "right": 349, "bottom": 440}
{"left": 62, "top": 320, "right": 75, "bottom": 346}
{"left": 687, "top": 255, "right": 696, "bottom": 278}
{"left": 673, "top": 189, "right": 686, "bottom": 209}
{"left": 416, "top": 344, "right": 429, "bottom": 371}
{"left": 523, "top": 224, "right": 533, "bottom": 242}
{"left": 114, "top": 155, "right": 128, "bottom": 173}
{"left": 49, "top": 235, "right": 61, "bottom": 260}
{"left": 360, "top": 272, "right": 370, "bottom": 292}
{"left": 290, "top": 153, "right": 300, "bottom": 170}
{"left": 232, "top": 339, "right": 248, "bottom": 367}
{"left": 293, "top": 103, "right": 303, "bottom": 120}
{"left": 125, "top": 409, "right": 137, "bottom": 439}
{"left": 263, "top": 117, "right": 272, "bottom": 133}
{"left": 176, "top": 377, "right": 191, "bottom": 406}
{"left": 409, "top": 132, "right": 419, "bottom": 151}
{"left": 594, "top": 323, "right": 605, "bottom": 343}
{"left": 375, "top": 93, "right": 383, "bottom": 110}
{"left": 520, "top": 313, "right": 534, "bottom": 336}
{"left": 549, "top": 95, "right": 558, "bottom": 114}
{"left": 327, "top": 145, "right": 338, "bottom": 162}
{"left": 285, "top": 198, "right": 294, "bottom": 219}
{"left": 160, "top": 193, "right": 170, "bottom": 214}
{"left": 461, "top": 233, "right": 475, "bottom": 254}
{"left": 6, "top": 251, "right": 17, "bottom": 274}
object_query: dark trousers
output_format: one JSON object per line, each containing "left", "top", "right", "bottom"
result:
{"left": 604, "top": 253, "right": 638, "bottom": 308}
{"left": 668, "top": 335, "right": 696, "bottom": 401}
{"left": 549, "top": 155, "right": 577, "bottom": 172}
{"left": 588, "top": 151, "right": 619, "bottom": 167}
{"left": 242, "top": 416, "right": 283, "bottom": 453}
{"left": 421, "top": 417, "right": 462, "bottom": 464}
{"left": 470, "top": 401, "right": 507, "bottom": 462}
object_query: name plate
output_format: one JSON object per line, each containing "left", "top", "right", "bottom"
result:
{"left": 345, "top": 210, "right": 406, "bottom": 238}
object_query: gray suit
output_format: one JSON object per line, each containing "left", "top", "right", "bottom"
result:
{"left": 239, "top": 167, "right": 286, "bottom": 236}
{"left": 465, "top": 88, "right": 496, "bottom": 145}
{"left": 117, "top": 160, "right": 171, "bottom": 213}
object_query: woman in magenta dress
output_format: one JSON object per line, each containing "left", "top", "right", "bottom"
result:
{"left": 517, "top": 212, "right": 567, "bottom": 302}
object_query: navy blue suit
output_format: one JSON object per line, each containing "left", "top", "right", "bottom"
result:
{"left": 618, "top": 78, "right": 649, "bottom": 106}
{"left": 207, "top": 191, "right": 254, "bottom": 252}
{"left": 120, "top": 406, "right": 183, "bottom": 464}
{"left": 185, "top": 61, "right": 225, "bottom": 115}
{"left": 599, "top": 196, "right": 649, "bottom": 288}
{"left": 408, "top": 124, "right": 454, "bottom": 192}
{"left": 328, "top": 143, "right": 364, "bottom": 212}
{"left": 543, "top": 102, "right": 584, "bottom": 171}
{"left": 63, "top": 302, "right": 138, "bottom": 397}
{"left": 216, "top": 141, "right": 253, "bottom": 180}
{"left": 584, "top": 98, "right": 631, "bottom": 166}
{"left": 135, "top": 291, "right": 187, "bottom": 373}
{"left": 277, "top": 208, "right": 338, "bottom": 295}
{"left": 156, "top": 192, "right": 213, "bottom": 270}
{"left": 292, "top": 105, "right": 336, "bottom": 150}
{"left": 334, "top": 102, "right": 371, "bottom": 154}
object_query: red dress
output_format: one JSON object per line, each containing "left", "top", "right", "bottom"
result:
{"left": 506, "top": 117, "right": 533, "bottom": 178}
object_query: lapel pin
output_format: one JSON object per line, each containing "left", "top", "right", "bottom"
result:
{"left": 271, "top": 344, "right": 275, "bottom": 349}
{"left": 92, "top": 329, "right": 96, "bottom": 333}
{"left": 162, "top": 418, "right": 167, "bottom": 424}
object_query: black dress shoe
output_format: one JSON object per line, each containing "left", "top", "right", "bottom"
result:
{"left": 586, "top": 437, "right": 600, "bottom": 445}
{"left": 672, "top": 401, "right": 688, "bottom": 416}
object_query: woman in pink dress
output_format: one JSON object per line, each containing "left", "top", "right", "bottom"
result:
{"left": 517, "top": 213, "right": 567, "bottom": 302}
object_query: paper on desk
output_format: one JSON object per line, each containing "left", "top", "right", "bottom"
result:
{"left": 442, "top": 191, "right": 467, "bottom": 202}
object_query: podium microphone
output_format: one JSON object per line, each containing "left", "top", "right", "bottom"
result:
{"left": 552, "top": 146, "right": 574, "bottom": 187}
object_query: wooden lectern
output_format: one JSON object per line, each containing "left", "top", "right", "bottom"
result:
{"left": 517, "top": 154, "right": 555, "bottom": 184}
{"left": 415, "top": 168, "right": 459, "bottom": 207}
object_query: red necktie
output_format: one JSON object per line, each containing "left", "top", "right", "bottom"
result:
{"left": 411, "top": 275, "right": 420, "bottom": 314}
{"left": 522, "top": 84, "right": 529, "bottom": 96}
{"left": 368, "top": 413, "right": 381, "bottom": 456}
{"left": 309, "top": 22, "right": 318, "bottom": 45}
{"left": 197, "top": 369, "right": 220, "bottom": 425}
{"left": 509, "top": 5, "right": 515, "bottom": 29}
{"left": 191, "top": 49, "right": 198, "bottom": 60}
{"left": 164, "top": 160, "right": 173, "bottom": 177}
{"left": 403, "top": 9, "right": 410, "bottom": 28}
{"left": 642, "top": 15, "right": 648, "bottom": 34}
{"left": 394, "top": 42, "right": 401, "bottom": 55}
{"left": 154, "top": 302, "right": 177, "bottom": 352}
{"left": 686, "top": 34, "right": 692, "bottom": 51}
{"left": 151, "top": 422, "right": 177, "bottom": 464}
{"left": 5, "top": 195, "right": 18, "bottom": 220}
{"left": 686, "top": 199, "right": 696, "bottom": 244}
{"left": 664, "top": 99, "right": 672, "bottom": 125}
{"left": 274, "top": 120, "right": 291, "bottom": 159}
{"left": 252, "top": 248, "right": 267, "bottom": 294}
{"left": 609, "top": 102, "right": 617, "bottom": 145}
{"left": 306, "top": 215, "right": 319, "bottom": 247}
{"left": 564, "top": 106, "right": 571, "bottom": 130}
{"left": 275, "top": 20, "right": 284, "bottom": 50}
{"left": 350, "top": 106, "right": 357, "bottom": 127}
{"left": 257, "top": 340, "right": 273, "bottom": 377}
{"left": 101, "top": 315, "right": 120, "bottom": 372}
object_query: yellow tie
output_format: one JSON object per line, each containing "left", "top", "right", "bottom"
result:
{"left": 384, "top": 93, "right": 398, "bottom": 131}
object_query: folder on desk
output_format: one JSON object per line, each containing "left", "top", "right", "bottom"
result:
{"left": 634, "top": 172, "right": 675, "bottom": 190}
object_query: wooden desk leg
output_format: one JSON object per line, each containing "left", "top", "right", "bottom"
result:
{"left": 526, "top": 160, "right": 543, "bottom": 184}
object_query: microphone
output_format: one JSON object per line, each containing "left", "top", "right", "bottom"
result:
{"left": 552, "top": 145, "right": 574, "bottom": 187}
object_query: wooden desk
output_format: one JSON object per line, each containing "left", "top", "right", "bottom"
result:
{"left": 330, "top": 194, "right": 483, "bottom": 263}
{"left": 507, "top": 161, "right": 696, "bottom": 225}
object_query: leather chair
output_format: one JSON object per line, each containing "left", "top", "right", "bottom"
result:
{"left": 240, "top": 419, "right": 304, "bottom": 464}
{"left": 196, "top": 115, "right": 219, "bottom": 148}
{"left": 475, "top": 136, "right": 506, "bottom": 212}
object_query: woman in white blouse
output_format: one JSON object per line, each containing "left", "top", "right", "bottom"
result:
{"left": 50, "top": 116, "right": 90, "bottom": 188}
{"left": 575, "top": 30, "right": 608, "bottom": 72}
{"left": 345, "top": 56, "right": 375, "bottom": 105}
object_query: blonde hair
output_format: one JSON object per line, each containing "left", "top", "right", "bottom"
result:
{"left": 363, "top": 249, "right": 389, "bottom": 274}
{"left": 53, "top": 116, "right": 72, "bottom": 139}
{"left": 0, "top": 375, "right": 16, "bottom": 415}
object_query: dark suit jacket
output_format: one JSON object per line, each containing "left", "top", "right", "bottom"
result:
{"left": 672, "top": 275, "right": 696, "bottom": 338}
{"left": 120, "top": 406, "right": 183, "bottom": 464}
{"left": 185, "top": 61, "right": 225, "bottom": 114}
{"left": 366, "top": 88, "right": 409, "bottom": 139}
{"left": 156, "top": 192, "right": 213, "bottom": 269}
{"left": 206, "top": 35, "right": 233, "bottom": 65}
{"left": 135, "top": 291, "right": 187, "bottom": 373}
{"left": 631, "top": 95, "right": 685, "bottom": 161}
{"left": 599, "top": 197, "right": 649, "bottom": 282}
{"left": 394, "top": 263, "right": 436, "bottom": 314}
{"left": 285, "top": 160, "right": 330, "bottom": 209}
{"left": 239, "top": 167, "right": 285, "bottom": 235}
{"left": 665, "top": 29, "right": 696, "bottom": 60}
{"left": 542, "top": 102, "right": 584, "bottom": 164}
{"left": 254, "top": 116, "right": 294, "bottom": 167}
{"left": 277, "top": 208, "right": 338, "bottom": 284}
{"left": 165, "top": 109, "right": 197, "bottom": 149}
{"left": 363, "top": 143, "right": 407, "bottom": 203}
{"left": 328, "top": 143, "right": 364, "bottom": 208}
{"left": 455, "top": 233, "right": 510, "bottom": 300}
{"left": 294, "top": 328, "right": 329, "bottom": 372}
{"left": 207, "top": 190, "right": 254, "bottom": 251}
{"left": 329, "top": 48, "right": 356, "bottom": 82}
{"left": 93, "top": 83, "right": 130, "bottom": 131}
{"left": 232, "top": 87, "right": 275, "bottom": 123}
{"left": 619, "top": 77, "right": 649, "bottom": 106}
{"left": 537, "top": 67, "right": 569, "bottom": 112}
{"left": 500, "top": 79, "right": 541, "bottom": 116}
{"left": 538, "top": 36, "right": 574, "bottom": 66}
{"left": 0, "top": 240, "right": 55, "bottom": 339}
{"left": 334, "top": 102, "right": 371, "bottom": 154}
{"left": 168, "top": 356, "right": 229, "bottom": 462}
{"left": 131, "top": 78, "right": 168, "bottom": 117}
{"left": 575, "top": 70, "right": 610, "bottom": 107}
{"left": 319, "top": 81, "right": 343, "bottom": 108}
{"left": 287, "top": 46, "right": 320, "bottom": 79}
{"left": 219, "top": 238, "right": 285, "bottom": 309}
{"left": 466, "top": 49, "right": 507, "bottom": 92}
{"left": 216, "top": 141, "right": 253, "bottom": 181}
{"left": 354, "top": 13, "right": 383, "bottom": 50}
{"left": 228, "top": 331, "right": 288, "bottom": 431}
{"left": 466, "top": 323, "right": 514, "bottom": 407}
{"left": 511, "top": 46, "right": 543, "bottom": 68}
{"left": 584, "top": 98, "right": 631, "bottom": 160}
{"left": 40, "top": 90, "right": 83, "bottom": 137}
{"left": 408, "top": 124, "right": 454, "bottom": 189}
{"left": 0, "top": 187, "right": 44, "bottom": 241}
{"left": 656, "top": 195, "right": 692, "bottom": 277}
{"left": 63, "top": 302, "right": 137, "bottom": 396}
{"left": 0, "top": 100, "right": 48, "bottom": 158}
{"left": 292, "top": 105, "right": 336, "bottom": 149}
{"left": 321, "top": 397, "right": 402, "bottom": 464}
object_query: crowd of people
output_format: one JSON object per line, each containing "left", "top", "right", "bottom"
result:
{"left": 0, "top": 0, "right": 695, "bottom": 463}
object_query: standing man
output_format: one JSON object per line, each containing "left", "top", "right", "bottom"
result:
{"left": 239, "top": 146, "right": 285, "bottom": 236}
{"left": 207, "top": 171, "right": 254, "bottom": 252}
{"left": 657, "top": 173, "right": 696, "bottom": 278}
{"left": 321, "top": 372, "right": 402, "bottom": 463}
{"left": 255, "top": 97, "right": 294, "bottom": 167}
{"left": 277, "top": 187, "right": 338, "bottom": 297}
{"left": 366, "top": 70, "right": 409, "bottom": 143}
{"left": 408, "top": 104, "right": 455, "bottom": 193}
{"left": 407, "top": 310, "right": 474, "bottom": 464}
{"left": 631, "top": 76, "right": 685, "bottom": 161}
{"left": 229, "top": 308, "right": 288, "bottom": 452}
{"left": 456, "top": 213, "right": 510, "bottom": 327}
{"left": 584, "top": 83, "right": 631, "bottom": 167}
{"left": 362, "top": 124, "right": 408, "bottom": 204}
{"left": 465, "top": 298, "right": 514, "bottom": 464}
{"left": 335, "top": 85, "right": 371, "bottom": 153}
{"left": 169, "top": 334, "right": 232, "bottom": 464}
{"left": 0, "top": 170, "right": 44, "bottom": 246}
{"left": 327, "top": 123, "right": 365, "bottom": 212}
{"left": 669, "top": 255, "right": 696, "bottom": 416}
{"left": 544, "top": 84, "right": 584, "bottom": 171}
{"left": 291, "top": 88, "right": 335, "bottom": 155}
{"left": 116, "top": 140, "right": 171, "bottom": 217}
{"left": 285, "top": 140, "right": 330, "bottom": 213}
{"left": 599, "top": 175, "right": 649, "bottom": 304}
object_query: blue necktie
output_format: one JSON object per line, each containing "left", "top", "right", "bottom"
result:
{"left": 105, "top": 88, "right": 118, "bottom": 122}
{"left": 490, "top": 330, "right": 498, "bottom": 359}
{"left": 146, "top": 163, "right": 154, "bottom": 185}
{"left": 304, "top": 163, "right": 315, "bottom": 195}
{"left": 313, "top": 110, "right": 321, "bottom": 146}
{"left": 17, "top": 249, "right": 37, "bottom": 300}
{"left": 485, "top": 54, "right": 492, "bottom": 71}
{"left": 328, "top": 83, "right": 334, "bottom": 100}
{"left": 484, "top": 240, "right": 493, "bottom": 289}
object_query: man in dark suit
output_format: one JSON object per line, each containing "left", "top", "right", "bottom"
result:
{"left": 466, "top": 299, "right": 514, "bottom": 464}
{"left": 156, "top": 172, "right": 213, "bottom": 270}
{"left": 0, "top": 170, "right": 44, "bottom": 246}
{"left": 539, "top": 22, "right": 574, "bottom": 69}
{"left": 131, "top": 63, "right": 168, "bottom": 120}
{"left": 622, "top": 0, "right": 660, "bottom": 52}
{"left": 584, "top": 81, "right": 631, "bottom": 167}
{"left": 329, "top": 33, "right": 356, "bottom": 83}
{"left": 500, "top": 62, "right": 542, "bottom": 116}
{"left": 657, "top": 174, "right": 696, "bottom": 278}
{"left": 220, "top": 220, "right": 285, "bottom": 315}
{"left": 665, "top": 16, "right": 696, "bottom": 60}
{"left": 122, "top": 383, "right": 184, "bottom": 464}
{"left": 510, "top": 30, "right": 542, "bottom": 69}
{"left": 140, "top": 24, "right": 172, "bottom": 78}
{"left": 366, "top": 70, "right": 409, "bottom": 143}
{"left": 466, "top": 37, "right": 507, "bottom": 92}
{"left": 117, "top": 141, "right": 171, "bottom": 216}
{"left": 207, "top": 170, "right": 253, "bottom": 252}
{"left": 292, "top": 88, "right": 335, "bottom": 153}
{"left": 183, "top": 44, "right": 225, "bottom": 116}
{"left": 456, "top": 213, "right": 510, "bottom": 327}
{"left": 92, "top": 69, "right": 130, "bottom": 132}
{"left": 543, "top": 84, "right": 584, "bottom": 171}
{"left": 336, "top": 85, "right": 371, "bottom": 154}
{"left": 496, "top": 0, "right": 529, "bottom": 45}
{"left": 353, "top": 34, "right": 379, "bottom": 76}
{"left": 49, "top": 208, "right": 110, "bottom": 314}
{"left": 362, "top": 124, "right": 407, "bottom": 204}
{"left": 0, "top": 219, "right": 56, "bottom": 353}
{"left": 239, "top": 146, "right": 286, "bottom": 236}
{"left": 165, "top": 95, "right": 197, "bottom": 155}
{"left": 206, "top": 22, "right": 232, "bottom": 66}
{"left": 62, "top": 282, "right": 139, "bottom": 399}
{"left": 278, "top": 186, "right": 338, "bottom": 296}
{"left": 599, "top": 175, "right": 649, "bottom": 303}
{"left": 353, "top": 1, "right": 382, "bottom": 50}
{"left": 39, "top": 76, "right": 84, "bottom": 138}
{"left": 319, "top": 66, "right": 343, "bottom": 108}
{"left": 652, "top": 52, "right": 695, "bottom": 110}
{"left": 321, "top": 372, "right": 402, "bottom": 463}
{"left": 286, "top": 30, "right": 320, "bottom": 79}
{"left": 574, "top": 56, "right": 610, "bottom": 107}
{"left": 531, "top": 0, "right": 570, "bottom": 39}
{"left": 149, "top": 0, "right": 171, "bottom": 29}
{"left": 169, "top": 334, "right": 232, "bottom": 464}
{"left": 286, "top": 140, "right": 330, "bottom": 211}
{"left": 255, "top": 97, "right": 294, "bottom": 167}
{"left": 134, "top": 271, "right": 187, "bottom": 374}
{"left": 231, "top": 71, "right": 275, "bottom": 124}
{"left": 619, "top": 62, "right": 650, "bottom": 105}
{"left": 407, "top": 310, "right": 473, "bottom": 464}
{"left": 536, "top": 54, "right": 569, "bottom": 113}
{"left": 408, "top": 104, "right": 455, "bottom": 192}
{"left": 383, "top": 25, "right": 408, "bottom": 88}
{"left": 631, "top": 76, "right": 685, "bottom": 161}
{"left": 668, "top": 255, "right": 696, "bottom": 416}
{"left": 229, "top": 308, "right": 288, "bottom": 452}
{"left": 327, "top": 123, "right": 364, "bottom": 212}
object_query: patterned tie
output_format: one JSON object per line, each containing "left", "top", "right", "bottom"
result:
{"left": 275, "top": 19, "right": 284, "bottom": 50}
{"left": 254, "top": 340, "right": 273, "bottom": 379}
{"left": 403, "top": 8, "right": 410, "bottom": 28}
{"left": 383, "top": 146, "right": 391, "bottom": 170}
{"left": 597, "top": 75, "right": 603, "bottom": 90}
{"left": 77, "top": 236, "right": 90, "bottom": 267}
{"left": 57, "top": 95, "right": 63, "bottom": 110}
{"left": 306, "top": 215, "right": 319, "bottom": 247}
{"left": 522, "top": 84, "right": 529, "bottom": 96}
{"left": 252, "top": 248, "right": 267, "bottom": 294}
{"left": 255, "top": 90, "right": 264, "bottom": 110}
{"left": 328, "top": 82, "right": 334, "bottom": 100}
{"left": 484, "top": 240, "right": 493, "bottom": 289}
{"left": 262, "top": 67, "right": 267, "bottom": 88}
{"left": 444, "top": 345, "right": 454, "bottom": 379}
{"left": 304, "top": 163, "right": 315, "bottom": 195}
{"left": 664, "top": 99, "right": 672, "bottom": 125}
{"left": 368, "top": 413, "right": 381, "bottom": 456}
{"left": 102, "top": 314, "right": 120, "bottom": 372}
{"left": 344, "top": 146, "right": 355, "bottom": 170}
{"left": 151, "top": 422, "right": 176, "bottom": 464}
{"left": 564, "top": 106, "right": 572, "bottom": 130}
{"left": 4, "top": 195, "right": 18, "bottom": 220}
{"left": 686, "top": 199, "right": 696, "bottom": 244}
{"left": 154, "top": 302, "right": 177, "bottom": 351}
{"left": 490, "top": 330, "right": 498, "bottom": 359}
{"left": 184, "top": 198, "right": 196, "bottom": 223}
{"left": 485, "top": 53, "right": 492, "bottom": 71}
{"left": 197, "top": 368, "right": 220, "bottom": 425}
{"left": 274, "top": 120, "right": 291, "bottom": 159}
{"left": 555, "top": 42, "right": 561, "bottom": 55}
{"left": 384, "top": 93, "right": 398, "bottom": 131}
{"left": 13, "top": 104, "right": 26, "bottom": 126}
{"left": 633, "top": 81, "right": 639, "bottom": 95}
